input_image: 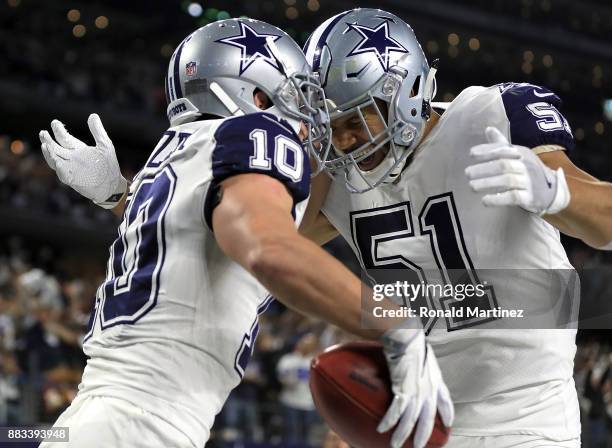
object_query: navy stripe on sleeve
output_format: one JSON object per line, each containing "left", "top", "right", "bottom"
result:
{"left": 498, "top": 82, "right": 575, "bottom": 152}
{"left": 203, "top": 113, "right": 310, "bottom": 230}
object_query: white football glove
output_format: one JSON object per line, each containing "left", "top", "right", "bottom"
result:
{"left": 465, "top": 127, "right": 570, "bottom": 216}
{"left": 39, "top": 114, "right": 128, "bottom": 209}
{"left": 378, "top": 329, "right": 454, "bottom": 448}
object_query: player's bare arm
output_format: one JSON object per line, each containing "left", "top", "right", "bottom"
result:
{"left": 213, "top": 172, "right": 381, "bottom": 337}
{"left": 538, "top": 150, "right": 612, "bottom": 249}
{"left": 299, "top": 210, "right": 339, "bottom": 246}
{"left": 298, "top": 171, "right": 339, "bottom": 245}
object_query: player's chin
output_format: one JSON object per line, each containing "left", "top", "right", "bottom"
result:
{"left": 298, "top": 122, "right": 308, "bottom": 142}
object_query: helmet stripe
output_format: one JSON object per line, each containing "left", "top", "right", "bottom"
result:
{"left": 305, "top": 10, "right": 352, "bottom": 72}
{"left": 172, "top": 40, "right": 188, "bottom": 100}
{"left": 164, "top": 76, "right": 171, "bottom": 104}
{"left": 171, "top": 33, "right": 196, "bottom": 101}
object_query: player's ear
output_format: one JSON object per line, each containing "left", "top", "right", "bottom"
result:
{"left": 253, "top": 88, "right": 272, "bottom": 110}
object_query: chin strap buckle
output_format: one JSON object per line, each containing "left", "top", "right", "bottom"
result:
{"left": 421, "top": 59, "right": 439, "bottom": 120}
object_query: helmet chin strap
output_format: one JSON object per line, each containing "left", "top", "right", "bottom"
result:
{"left": 208, "top": 80, "right": 301, "bottom": 136}
{"left": 421, "top": 59, "right": 439, "bottom": 119}
{"left": 209, "top": 81, "right": 302, "bottom": 134}
{"left": 210, "top": 81, "right": 245, "bottom": 117}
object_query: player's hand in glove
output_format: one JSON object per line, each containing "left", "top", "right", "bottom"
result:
{"left": 39, "top": 114, "right": 128, "bottom": 209}
{"left": 378, "top": 329, "right": 454, "bottom": 448}
{"left": 465, "top": 126, "right": 570, "bottom": 216}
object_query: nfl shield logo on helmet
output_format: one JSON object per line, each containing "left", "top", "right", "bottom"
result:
{"left": 186, "top": 61, "right": 197, "bottom": 76}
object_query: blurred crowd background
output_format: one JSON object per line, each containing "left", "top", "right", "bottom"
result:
{"left": 1, "top": 0, "right": 612, "bottom": 447}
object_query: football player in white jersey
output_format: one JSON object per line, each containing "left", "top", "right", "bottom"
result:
{"left": 300, "top": 8, "right": 612, "bottom": 448}
{"left": 37, "top": 18, "right": 454, "bottom": 448}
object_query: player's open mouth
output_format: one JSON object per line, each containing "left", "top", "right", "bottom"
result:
{"left": 358, "top": 153, "right": 378, "bottom": 171}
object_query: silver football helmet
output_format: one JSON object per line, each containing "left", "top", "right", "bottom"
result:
{"left": 166, "top": 18, "right": 331, "bottom": 171}
{"left": 304, "top": 9, "right": 437, "bottom": 192}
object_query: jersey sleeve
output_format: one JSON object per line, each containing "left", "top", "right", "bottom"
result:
{"left": 203, "top": 112, "right": 310, "bottom": 229}
{"left": 498, "top": 83, "right": 575, "bottom": 152}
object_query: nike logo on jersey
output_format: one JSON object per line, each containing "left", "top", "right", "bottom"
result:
{"left": 533, "top": 89, "right": 555, "bottom": 98}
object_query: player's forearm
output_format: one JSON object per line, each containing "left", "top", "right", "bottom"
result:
{"left": 213, "top": 174, "right": 407, "bottom": 337}
{"left": 299, "top": 212, "right": 340, "bottom": 246}
{"left": 299, "top": 170, "right": 331, "bottom": 230}
{"left": 539, "top": 151, "right": 612, "bottom": 249}
{"left": 545, "top": 176, "right": 612, "bottom": 249}
{"left": 298, "top": 172, "right": 339, "bottom": 246}
{"left": 250, "top": 235, "right": 400, "bottom": 339}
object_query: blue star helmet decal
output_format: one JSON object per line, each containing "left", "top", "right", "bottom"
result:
{"left": 345, "top": 20, "right": 409, "bottom": 72}
{"left": 215, "top": 22, "right": 282, "bottom": 75}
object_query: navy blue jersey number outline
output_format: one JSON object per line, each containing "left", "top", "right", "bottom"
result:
{"left": 84, "top": 166, "right": 177, "bottom": 341}
{"left": 234, "top": 295, "right": 275, "bottom": 378}
{"left": 350, "top": 192, "right": 498, "bottom": 332}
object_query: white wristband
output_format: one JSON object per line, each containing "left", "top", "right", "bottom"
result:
{"left": 95, "top": 177, "right": 128, "bottom": 209}
{"left": 545, "top": 168, "right": 571, "bottom": 215}
{"left": 380, "top": 328, "right": 422, "bottom": 353}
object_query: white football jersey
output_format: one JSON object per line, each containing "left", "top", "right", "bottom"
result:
{"left": 322, "top": 84, "right": 580, "bottom": 440}
{"left": 79, "top": 112, "right": 309, "bottom": 448}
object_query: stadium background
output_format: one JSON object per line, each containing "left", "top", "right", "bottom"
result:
{"left": 0, "top": 0, "right": 611, "bottom": 447}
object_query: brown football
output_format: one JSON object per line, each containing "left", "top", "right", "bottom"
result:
{"left": 310, "top": 341, "right": 450, "bottom": 448}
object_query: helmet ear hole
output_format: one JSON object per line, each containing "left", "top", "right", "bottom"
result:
{"left": 409, "top": 75, "right": 421, "bottom": 98}
{"left": 253, "top": 88, "right": 272, "bottom": 110}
